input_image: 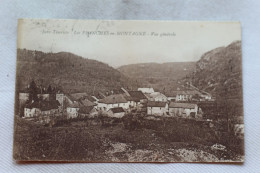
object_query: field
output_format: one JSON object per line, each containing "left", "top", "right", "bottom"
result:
{"left": 13, "top": 115, "right": 244, "bottom": 162}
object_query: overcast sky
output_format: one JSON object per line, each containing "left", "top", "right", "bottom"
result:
{"left": 18, "top": 19, "right": 241, "bottom": 67}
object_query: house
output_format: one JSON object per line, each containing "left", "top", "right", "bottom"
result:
{"left": 168, "top": 102, "right": 198, "bottom": 118}
{"left": 166, "top": 91, "right": 179, "bottom": 101}
{"left": 173, "top": 90, "right": 202, "bottom": 102}
{"left": 66, "top": 101, "right": 81, "bottom": 119}
{"left": 18, "top": 90, "right": 30, "bottom": 114}
{"left": 24, "top": 100, "right": 60, "bottom": 118}
{"left": 78, "top": 106, "right": 98, "bottom": 118}
{"left": 149, "top": 92, "right": 168, "bottom": 102}
{"left": 56, "top": 93, "right": 65, "bottom": 108}
{"left": 98, "top": 94, "right": 129, "bottom": 111}
{"left": 79, "top": 98, "right": 97, "bottom": 109}
{"left": 107, "top": 107, "right": 125, "bottom": 118}
{"left": 127, "top": 91, "right": 147, "bottom": 105}
{"left": 70, "top": 92, "right": 88, "bottom": 100}
{"left": 138, "top": 88, "right": 155, "bottom": 94}
{"left": 147, "top": 101, "right": 168, "bottom": 116}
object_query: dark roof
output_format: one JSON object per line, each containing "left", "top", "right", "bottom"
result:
{"left": 70, "top": 92, "right": 88, "bottom": 100}
{"left": 94, "top": 92, "right": 105, "bottom": 99}
{"left": 99, "top": 94, "right": 128, "bottom": 104}
{"left": 124, "top": 95, "right": 137, "bottom": 101}
{"left": 66, "top": 94, "right": 77, "bottom": 102}
{"left": 79, "top": 98, "right": 97, "bottom": 107}
{"left": 128, "top": 91, "right": 147, "bottom": 101}
{"left": 168, "top": 102, "right": 197, "bottom": 109}
{"left": 109, "top": 107, "right": 125, "bottom": 113}
{"left": 86, "top": 96, "right": 96, "bottom": 102}
{"left": 25, "top": 100, "right": 60, "bottom": 111}
{"left": 112, "top": 88, "right": 125, "bottom": 94}
{"left": 78, "top": 106, "right": 95, "bottom": 114}
{"left": 147, "top": 101, "right": 167, "bottom": 107}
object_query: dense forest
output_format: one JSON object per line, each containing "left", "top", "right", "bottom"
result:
{"left": 16, "top": 49, "right": 140, "bottom": 94}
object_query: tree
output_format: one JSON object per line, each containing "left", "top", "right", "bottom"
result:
{"left": 29, "top": 80, "right": 38, "bottom": 101}
{"left": 47, "top": 85, "right": 52, "bottom": 94}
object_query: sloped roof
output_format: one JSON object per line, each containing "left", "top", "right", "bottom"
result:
{"left": 109, "top": 107, "right": 125, "bottom": 113}
{"left": 94, "top": 92, "right": 105, "bottom": 99}
{"left": 68, "top": 101, "right": 81, "bottom": 108}
{"left": 138, "top": 88, "right": 155, "bottom": 94}
{"left": 78, "top": 106, "right": 95, "bottom": 114}
{"left": 144, "top": 93, "right": 153, "bottom": 99}
{"left": 66, "top": 94, "right": 77, "bottom": 102}
{"left": 128, "top": 91, "right": 147, "bottom": 101}
{"left": 124, "top": 95, "right": 138, "bottom": 102}
{"left": 150, "top": 92, "right": 167, "bottom": 99}
{"left": 70, "top": 92, "right": 88, "bottom": 100}
{"left": 86, "top": 95, "right": 96, "bottom": 102}
{"left": 79, "top": 98, "right": 97, "bottom": 107}
{"left": 168, "top": 102, "right": 197, "bottom": 109}
{"left": 99, "top": 94, "right": 128, "bottom": 104}
{"left": 147, "top": 101, "right": 167, "bottom": 107}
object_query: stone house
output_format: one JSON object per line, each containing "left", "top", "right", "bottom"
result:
{"left": 147, "top": 101, "right": 168, "bottom": 116}
{"left": 168, "top": 102, "right": 198, "bottom": 118}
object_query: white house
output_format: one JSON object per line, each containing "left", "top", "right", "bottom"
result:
{"left": 168, "top": 102, "right": 198, "bottom": 118}
{"left": 138, "top": 88, "right": 155, "bottom": 94}
{"left": 173, "top": 90, "right": 202, "bottom": 102}
{"left": 66, "top": 101, "right": 81, "bottom": 119}
{"left": 149, "top": 92, "right": 168, "bottom": 102}
{"left": 98, "top": 94, "right": 129, "bottom": 111}
{"left": 24, "top": 100, "right": 60, "bottom": 118}
{"left": 147, "top": 101, "right": 168, "bottom": 116}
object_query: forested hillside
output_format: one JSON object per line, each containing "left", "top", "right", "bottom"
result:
{"left": 118, "top": 62, "right": 196, "bottom": 93}
{"left": 187, "top": 41, "right": 243, "bottom": 119}
{"left": 16, "top": 49, "right": 139, "bottom": 94}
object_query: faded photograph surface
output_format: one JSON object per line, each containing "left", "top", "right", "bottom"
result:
{"left": 14, "top": 19, "right": 244, "bottom": 162}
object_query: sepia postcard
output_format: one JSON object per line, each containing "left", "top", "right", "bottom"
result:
{"left": 13, "top": 19, "right": 244, "bottom": 162}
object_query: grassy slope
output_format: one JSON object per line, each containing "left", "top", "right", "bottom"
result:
{"left": 13, "top": 116, "right": 243, "bottom": 162}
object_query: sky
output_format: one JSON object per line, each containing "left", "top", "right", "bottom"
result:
{"left": 17, "top": 19, "right": 241, "bottom": 67}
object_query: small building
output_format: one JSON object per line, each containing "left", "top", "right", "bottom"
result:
{"left": 149, "top": 92, "right": 168, "bottom": 102}
{"left": 168, "top": 102, "right": 198, "bottom": 118}
{"left": 138, "top": 88, "right": 155, "bottom": 94}
{"left": 127, "top": 91, "right": 147, "bottom": 105}
{"left": 98, "top": 94, "right": 129, "bottom": 111}
{"left": 171, "top": 90, "right": 202, "bottom": 102}
{"left": 66, "top": 102, "right": 81, "bottom": 119}
{"left": 147, "top": 101, "right": 168, "bottom": 116}
{"left": 107, "top": 107, "right": 125, "bottom": 118}
{"left": 79, "top": 98, "right": 97, "bottom": 109}
{"left": 24, "top": 100, "right": 60, "bottom": 118}
{"left": 78, "top": 106, "right": 98, "bottom": 118}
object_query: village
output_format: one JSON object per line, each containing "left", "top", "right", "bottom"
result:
{"left": 18, "top": 80, "right": 215, "bottom": 125}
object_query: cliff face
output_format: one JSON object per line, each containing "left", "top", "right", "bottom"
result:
{"left": 189, "top": 41, "right": 243, "bottom": 119}
{"left": 191, "top": 41, "right": 242, "bottom": 98}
